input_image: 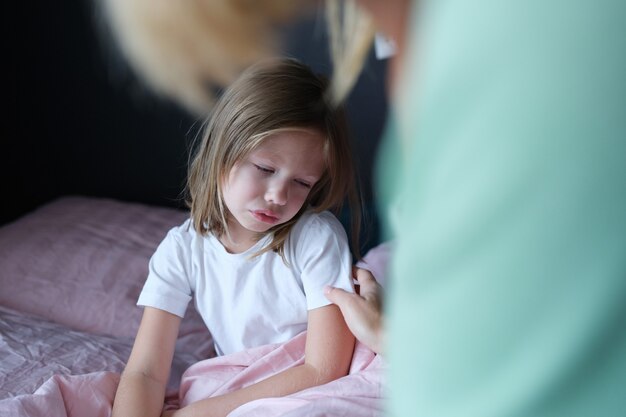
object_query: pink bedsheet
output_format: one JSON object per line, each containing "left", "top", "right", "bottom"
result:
{"left": 1, "top": 332, "right": 385, "bottom": 416}
{"left": 0, "top": 306, "right": 199, "bottom": 398}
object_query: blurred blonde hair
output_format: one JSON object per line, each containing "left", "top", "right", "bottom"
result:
{"left": 186, "top": 58, "right": 362, "bottom": 259}
{"left": 100, "top": 0, "right": 301, "bottom": 114}
{"left": 324, "top": 0, "right": 376, "bottom": 106}
{"left": 100, "top": 0, "right": 376, "bottom": 113}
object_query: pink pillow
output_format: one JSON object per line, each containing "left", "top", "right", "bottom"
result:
{"left": 0, "top": 196, "right": 207, "bottom": 342}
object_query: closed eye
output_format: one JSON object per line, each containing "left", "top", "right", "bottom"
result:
{"left": 295, "top": 179, "right": 312, "bottom": 188}
{"left": 254, "top": 164, "right": 274, "bottom": 174}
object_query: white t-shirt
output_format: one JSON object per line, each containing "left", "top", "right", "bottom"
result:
{"left": 137, "top": 210, "right": 354, "bottom": 356}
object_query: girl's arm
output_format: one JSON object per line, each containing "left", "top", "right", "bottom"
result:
{"left": 174, "top": 304, "right": 355, "bottom": 417}
{"left": 112, "top": 307, "right": 182, "bottom": 417}
{"left": 325, "top": 268, "right": 385, "bottom": 354}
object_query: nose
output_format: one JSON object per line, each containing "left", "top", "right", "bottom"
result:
{"left": 265, "top": 180, "right": 288, "bottom": 206}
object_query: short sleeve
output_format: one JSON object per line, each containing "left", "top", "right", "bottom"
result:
{"left": 137, "top": 224, "right": 193, "bottom": 318}
{"left": 289, "top": 212, "right": 354, "bottom": 310}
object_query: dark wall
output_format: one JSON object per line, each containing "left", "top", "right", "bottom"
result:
{"left": 7, "top": 0, "right": 389, "bottom": 251}
{"left": 8, "top": 1, "right": 195, "bottom": 222}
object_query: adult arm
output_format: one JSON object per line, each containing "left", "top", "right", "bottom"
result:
{"left": 112, "top": 307, "right": 181, "bottom": 417}
{"left": 172, "top": 304, "right": 355, "bottom": 417}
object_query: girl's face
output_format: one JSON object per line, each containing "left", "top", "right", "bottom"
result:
{"left": 221, "top": 128, "right": 326, "bottom": 248}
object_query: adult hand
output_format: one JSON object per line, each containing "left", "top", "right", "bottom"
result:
{"left": 325, "top": 268, "right": 384, "bottom": 354}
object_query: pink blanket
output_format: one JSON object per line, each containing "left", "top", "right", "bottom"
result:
{"left": 1, "top": 332, "right": 384, "bottom": 416}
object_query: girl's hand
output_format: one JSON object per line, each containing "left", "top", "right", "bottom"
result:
{"left": 324, "top": 268, "right": 384, "bottom": 354}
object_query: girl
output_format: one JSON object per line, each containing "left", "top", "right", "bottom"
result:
{"left": 112, "top": 58, "right": 361, "bottom": 417}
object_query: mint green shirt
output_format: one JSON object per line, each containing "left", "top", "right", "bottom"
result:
{"left": 383, "top": 1, "right": 626, "bottom": 416}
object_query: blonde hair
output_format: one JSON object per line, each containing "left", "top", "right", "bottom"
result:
{"left": 324, "top": 0, "right": 376, "bottom": 106}
{"left": 187, "top": 58, "right": 362, "bottom": 259}
{"left": 100, "top": 0, "right": 301, "bottom": 114}
{"left": 99, "top": 0, "right": 375, "bottom": 113}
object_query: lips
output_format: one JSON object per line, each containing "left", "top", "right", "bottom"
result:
{"left": 251, "top": 209, "right": 279, "bottom": 224}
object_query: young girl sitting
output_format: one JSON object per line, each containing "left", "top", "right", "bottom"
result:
{"left": 112, "top": 58, "right": 362, "bottom": 417}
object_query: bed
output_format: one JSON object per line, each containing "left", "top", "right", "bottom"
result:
{"left": 0, "top": 196, "right": 386, "bottom": 416}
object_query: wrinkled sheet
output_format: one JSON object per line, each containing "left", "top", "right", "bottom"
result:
{"left": 1, "top": 331, "right": 385, "bottom": 417}
{"left": 0, "top": 307, "right": 200, "bottom": 400}
{"left": 0, "top": 306, "right": 129, "bottom": 399}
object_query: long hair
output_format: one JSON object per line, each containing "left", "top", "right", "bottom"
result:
{"left": 186, "top": 58, "right": 362, "bottom": 259}
{"left": 324, "top": 0, "right": 376, "bottom": 106}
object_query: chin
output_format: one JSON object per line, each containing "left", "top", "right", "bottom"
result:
{"left": 243, "top": 219, "right": 274, "bottom": 233}
{"left": 252, "top": 225, "right": 273, "bottom": 233}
